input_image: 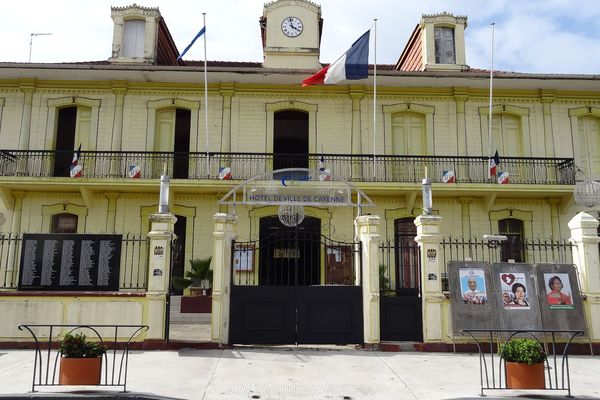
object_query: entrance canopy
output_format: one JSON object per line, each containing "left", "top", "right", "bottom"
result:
{"left": 219, "top": 168, "right": 374, "bottom": 208}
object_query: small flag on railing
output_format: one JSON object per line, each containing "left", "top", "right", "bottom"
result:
{"left": 318, "top": 154, "right": 331, "bottom": 181}
{"left": 128, "top": 165, "right": 141, "bottom": 179}
{"left": 489, "top": 150, "right": 500, "bottom": 176}
{"left": 70, "top": 144, "right": 82, "bottom": 178}
{"left": 219, "top": 166, "right": 232, "bottom": 180}
{"left": 497, "top": 171, "right": 509, "bottom": 184}
{"left": 442, "top": 170, "right": 456, "bottom": 183}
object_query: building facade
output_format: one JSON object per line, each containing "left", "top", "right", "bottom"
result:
{"left": 0, "top": 1, "right": 599, "bottom": 345}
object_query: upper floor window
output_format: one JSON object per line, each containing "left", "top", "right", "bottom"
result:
{"left": 51, "top": 213, "right": 78, "bottom": 233}
{"left": 578, "top": 116, "right": 600, "bottom": 176}
{"left": 391, "top": 112, "right": 426, "bottom": 155}
{"left": 122, "top": 19, "right": 145, "bottom": 58}
{"left": 492, "top": 114, "right": 523, "bottom": 157}
{"left": 434, "top": 27, "right": 455, "bottom": 64}
{"left": 498, "top": 218, "right": 524, "bottom": 262}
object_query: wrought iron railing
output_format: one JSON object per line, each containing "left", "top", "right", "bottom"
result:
{"left": 440, "top": 237, "right": 576, "bottom": 291}
{"left": 0, "top": 150, "right": 576, "bottom": 185}
{"left": 0, "top": 233, "right": 148, "bottom": 291}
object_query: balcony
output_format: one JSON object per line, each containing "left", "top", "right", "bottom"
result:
{"left": 0, "top": 150, "right": 575, "bottom": 185}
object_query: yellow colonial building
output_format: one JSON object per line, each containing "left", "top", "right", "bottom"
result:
{"left": 0, "top": 1, "right": 599, "bottom": 347}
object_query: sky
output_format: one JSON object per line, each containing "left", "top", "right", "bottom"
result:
{"left": 2, "top": 0, "right": 600, "bottom": 74}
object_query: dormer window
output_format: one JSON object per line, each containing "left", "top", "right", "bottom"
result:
{"left": 123, "top": 19, "right": 145, "bottom": 58}
{"left": 434, "top": 27, "right": 455, "bottom": 64}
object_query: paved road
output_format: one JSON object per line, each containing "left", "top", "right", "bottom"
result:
{"left": 1, "top": 347, "right": 599, "bottom": 399}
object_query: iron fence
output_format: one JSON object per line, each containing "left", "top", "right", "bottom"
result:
{"left": 440, "top": 236, "right": 576, "bottom": 291}
{"left": 0, "top": 233, "right": 148, "bottom": 291}
{"left": 0, "top": 150, "right": 576, "bottom": 185}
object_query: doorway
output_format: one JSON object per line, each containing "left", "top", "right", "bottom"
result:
{"left": 273, "top": 110, "right": 309, "bottom": 175}
{"left": 53, "top": 107, "right": 77, "bottom": 177}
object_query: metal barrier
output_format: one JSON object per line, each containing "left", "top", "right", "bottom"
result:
{"left": 460, "top": 329, "right": 584, "bottom": 397}
{"left": 18, "top": 324, "right": 148, "bottom": 392}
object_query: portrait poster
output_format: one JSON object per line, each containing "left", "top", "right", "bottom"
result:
{"left": 499, "top": 272, "right": 530, "bottom": 309}
{"left": 459, "top": 268, "right": 488, "bottom": 305}
{"left": 543, "top": 272, "right": 574, "bottom": 310}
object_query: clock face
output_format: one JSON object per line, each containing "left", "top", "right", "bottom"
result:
{"left": 281, "top": 16, "right": 303, "bottom": 37}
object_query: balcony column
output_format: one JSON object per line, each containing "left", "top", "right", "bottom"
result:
{"left": 350, "top": 89, "right": 363, "bottom": 179}
{"left": 17, "top": 82, "right": 35, "bottom": 176}
{"left": 220, "top": 87, "right": 233, "bottom": 153}
{"left": 354, "top": 214, "right": 381, "bottom": 345}
{"left": 568, "top": 212, "right": 600, "bottom": 339}
{"left": 414, "top": 214, "right": 445, "bottom": 342}
{"left": 105, "top": 192, "right": 119, "bottom": 233}
{"left": 453, "top": 90, "right": 468, "bottom": 156}
{"left": 110, "top": 83, "right": 126, "bottom": 177}
{"left": 458, "top": 197, "right": 473, "bottom": 238}
{"left": 211, "top": 212, "right": 237, "bottom": 345}
{"left": 541, "top": 91, "right": 556, "bottom": 158}
{"left": 5, "top": 191, "right": 25, "bottom": 287}
{"left": 146, "top": 212, "right": 177, "bottom": 340}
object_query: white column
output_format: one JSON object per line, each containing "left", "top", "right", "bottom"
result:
{"left": 145, "top": 212, "right": 176, "bottom": 340}
{"left": 211, "top": 212, "right": 237, "bottom": 345}
{"left": 568, "top": 212, "right": 600, "bottom": 339}
{"left": 354, "top": 214, "right": 381, "bottom": 344}
{"left": 414, "top": 214, "right": 445, "bottom": 342}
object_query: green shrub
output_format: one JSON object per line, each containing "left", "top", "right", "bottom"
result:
{"left": 59, "top": 332, "right": 107, "bottom": 358}
{"left": 499, "top": 338, "right": 546, "bottom": 365}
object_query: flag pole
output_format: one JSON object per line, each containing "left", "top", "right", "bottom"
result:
{"left": 487, "top": 23, "right": 495, "bottom": 179}
{"left": 203, "top": 12, "right": 210, "bottom": 177}
{"left": 372, "top": 19, "right": 377, "bottom": 179}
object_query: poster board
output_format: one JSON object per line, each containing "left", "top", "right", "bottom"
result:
{"left": 18, "top": 233, "right": 122, "bottom": 291}
{"left": 448, "top": 261, "right": 496, "bottom": 335}
{"left": 535, "top": 263, "right": 586, "bottom": 333}
{"left": 492, "top": 262, "right": 543, "bottom": 332}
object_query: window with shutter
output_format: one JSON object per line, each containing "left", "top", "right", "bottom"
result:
{"left": 122, "top": 19, "right": 145, "bottom": 58}
{"left": 434, "top": 27, "right": 456, "bottom": 64}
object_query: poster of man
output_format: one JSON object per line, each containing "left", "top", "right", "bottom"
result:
{"left": 499, "top": 272, "right": 530, "bottom": 309}
{"left": 544, "top": 273, "right": 574, "bottom": 310}
{"left": 459, "top": 269, "right": 488, "bottom": 305}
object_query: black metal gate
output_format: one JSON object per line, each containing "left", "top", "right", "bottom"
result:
{"left": 379, "top": 219, "right": 423, "bottom": 341}
{"left": 229, "top": 218, "right": 363, "bottom": 345}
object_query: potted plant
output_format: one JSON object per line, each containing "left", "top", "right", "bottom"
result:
{"left": 499, "top": 337, "right": 547, "bottom": 389}
{"left": 173, "top": 257, "right": 213, "bottom": 313}
{"left": 58, "top": 332, "right": 107, "bottom": 385}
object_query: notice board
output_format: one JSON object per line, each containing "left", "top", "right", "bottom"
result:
{"left": 18, "top": 233, "right": 122, "bottom": 291}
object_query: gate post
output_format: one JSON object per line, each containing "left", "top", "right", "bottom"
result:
{"left": 355, "top": 214, "right": 381, "bottom": 344}
{"left": 568, "top": 211, "right": 600, "bottom": 339}
{"left": 211, "top": 212, "right": 237, "bottom": 345}
{"left": 146, "top": 212, "right": 177, "bottom": 340}
{"left": 414, "top": 214, "right": 445, "bottom": 343}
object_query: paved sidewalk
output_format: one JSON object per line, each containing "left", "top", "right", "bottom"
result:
{"left": 1, "top": 347, "right": 599, "bottom": 399}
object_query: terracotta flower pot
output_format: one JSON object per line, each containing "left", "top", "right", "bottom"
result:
{"left": 505, "top": 362, "right": 545, "bottom": 389}
{"left": 59, "top": 357, "right": 102, "bottom": 385}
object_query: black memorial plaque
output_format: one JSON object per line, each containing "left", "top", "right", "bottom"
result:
{"left": 18, "top": 234, "right": 122, "bottom": 291}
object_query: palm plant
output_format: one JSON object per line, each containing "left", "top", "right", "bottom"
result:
{"left": 172, "top": 257, "right": 213, "bottom": 294}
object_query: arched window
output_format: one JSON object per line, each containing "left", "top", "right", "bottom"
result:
{"left": 498, "top": 218, "right": 524, "bottom": 262}
{"left": 51, "top": 213, "right": 78, "bottom": 233}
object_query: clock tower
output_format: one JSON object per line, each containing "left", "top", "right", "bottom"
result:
{"left": 261, "top": 0, "right": 322, "bottom": 69}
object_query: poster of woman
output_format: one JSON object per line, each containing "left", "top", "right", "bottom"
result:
{"left": 499, "top": 272, "right": 530, "bottom": 309}
{"left": 459, "top": 269, "right": 487, "bottom": 305}
{"left": 544, "top": 273, "right": 574, "bottom": 310}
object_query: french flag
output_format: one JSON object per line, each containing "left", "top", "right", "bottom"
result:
{"left": 488, "top": 150, "right": 500, "bottom": 177}
{"left": 302, "top": 30, "right": 370, "bottom": 87}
